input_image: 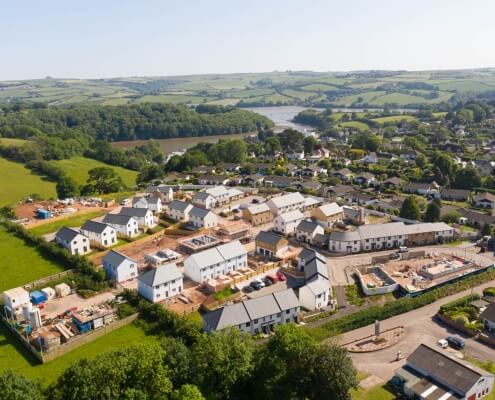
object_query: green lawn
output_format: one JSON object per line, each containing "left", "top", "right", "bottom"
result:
{"left": 0, "top": 323, "right": 159, "bottom": 385}
{"left": 0, "top": 138, "right": 27, "bottom": 147}
{"left": 0, "top": 156, "right": 57, "bottom": 206}
{"left": 28, "top": 210, "right": 106, "bottom": 236}
{"left": 0, "top": 226, "right": 64, "bottom": 292}
{"left": 49, "top": 156, "right": 138, "bottom": 188}
{"left": 351, "top": 383, "right": 397, "bottom": 400}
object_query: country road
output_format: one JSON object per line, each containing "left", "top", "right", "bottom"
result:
{"left": 332, "top": 279, "right": 495, "bottom": 381}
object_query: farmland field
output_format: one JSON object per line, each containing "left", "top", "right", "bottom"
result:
{"left": 0, "top": 157, "right": 57, "bottom": 206}
{"left": 49, "top": 157, "right": 138, "bottom": 188}
{"left": 0, "top": 138, "right": 27, "bottom": 147}
{"left": 0, "top": 322, "right": 159, "bottom": 385}
{"left": 339, "top": 121, "right": 370, "bottom": 131}
{"left": 0, "top": 225, "right": 64, "bottom": 292}
{"left": 371, "top": 115, "right": 417, "bottom": 124}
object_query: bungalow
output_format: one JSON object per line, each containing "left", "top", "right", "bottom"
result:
{"left": 132, "top": 195, "right": 162, "bottom": 214}
{"left": 184, "top": 240, "right": 247, "bottom": 283}
{"left": 473, "top": 160, "right": 495, "bottom": 177}
{"left": 242, "top": 203, "right": 273, "bottom": 226}
{"left": 119, "top": 207, "right": 156, "bottom": 229}
{"left": 138, "top": 263, "right": 183, "bottom": 303}
{"left": 459, "top": 209, "right": 495, "bottom": 227}
{"left": 353, "top": 172, "right": 377, "bottom": 186}
{"left": 383, "top": 177, "right": 403, "bottom": 189}
{"left": 333, "top": 168, "right": 353, "bottom": 181}
{"left": 308, "top": 147, "right": 331, "bottom": 162}
{"left": 402, "top": 182, "right": 440, "bottom": 197}
{"left": 168, "top": 200, "right": 194, "bottom": 222}
{"left": 55, "top": 227, "right": 90, "bottom": 255}
{"left": 255, "top": 231, "right": 289, "bottom": 258}
{"left": 263, "top": 175, "right": 296, "bottom": 189}
{"left": 102, "top": 214, "right": 139, "bottom": 238}
{"left": 346, "top": 191, "right": 377, "bottom": 206}
{"left": 440, "top": 189, "right": 471, "bottom": 202}
{"left": 197, "top": 175, "right": 230, "bottom": 185}
{"left": 103, "top": 250, "right": 137, "bottom": 283}
{"left": 287, "top": 149, "right": 305, "bottom": 161}
{"left": 80, "top": 221, "right": 117, "bottom": 248}
{"left": 295, "top": 220, "right": 324, "bottom": 244}
{"left": 219, "top": 162, "right": 241, "bottom": 172}
{"left": 273, "top": 210, "right": 305, "bottom": 235}
{"left": 266, "top": 192, "right": 305, "bottom": 215}
{"left": 363, "top": 152, "right": 378, "bottom": 164}
{"left": 394, "top": 343, "right": 494, "bottom": 400}
{"left": 311, "top": 202, "right": 344, "bottom": 228}
{"left": 318, "top": 184, "right": 355, "bottom": 199}
{"left": 301, "top": 165, "right": 327, "bottom": 178}
{"left": 203, "top": 289, "right": 300, "bottom": 334}
{"left": 189, "top": 207, "right": 218, "bottom": 229}
{"left": 243, "top": 174, "right": 264, "bottom": 187}
{"left": 294, "top": 180, "right": 322, "bottom": 192}
{"left": 474, "top": 192, "right": 495, "bottom": 208}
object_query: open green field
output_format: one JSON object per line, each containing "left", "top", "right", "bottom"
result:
{"left": 0, "top": 138, "right": 27, "bottom": 147}
{"left": 2, "top": 69, "right": 495, "bottom": 107}
{"left": 0, "top": 157, "right": 57, "bottom": 206}
{"left": 0, "top": 323, "right": 159, "bottom": 385}
{"left": 49, "top": 156, "right": 138, "bottom": 188}
{"left": 371, "top": 115, "right": 418, "bottom": 124}
{"left": 339, "top": 121, "right": 371, "bottom": 132}
{"left": 28, "top": 210, "right": 106, "bottom": 236}
{"left": 0, "top": 226, "right": 64, "bottom": 292}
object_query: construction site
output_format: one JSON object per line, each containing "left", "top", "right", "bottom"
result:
{"left": 357, "top": 252, "right": 492, "bottom": 296}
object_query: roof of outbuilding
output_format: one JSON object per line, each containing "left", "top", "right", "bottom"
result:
{"left": 139, "top": 263, "right": 182, "bottom": 287}
{"left": 80, "top": 220, "right": 113, "bottom": 234}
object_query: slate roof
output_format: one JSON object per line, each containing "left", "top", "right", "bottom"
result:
{"left": 203, "top": 302, "right": 251, "bottom": 330}
{"left": 80, "top": 220, "right": 112, "bottom": 234}
{"left": 169, "top": 200, "right": 192, "bottom": 212}
{"left": 139, "top": 263, "right": 182, "bottom": 287}
{"left": 189, "top": 206, "right": 213, "bottom": 219}
{"left": 255, "top": 231, "right": 287, "bottom": 247}
{"left": 275, "top": 210, "right": 304, "bottom": 223}
{"left": 243, "top": 294, "right": 281, "bottom": 320}
{"left": 103, "top": 213, "right": 135, "bottom": 226}
{"left": 119, "top": 207, "right": 151, "bottom": 218}
{"left": 299, "top": 248, "right": 326, "bottom": 264}
{"left": 215, "top": 240, "right": 246, "bottom": 260}
{"left": 406, "top": 344, "right": 489, "bottom": 395}
{"left": 246, "top": 203, "right": 271, "bottom": 214}
{"left": 103, "top": 250, "right": 134, "bottom": 266}
{"left": 272, "top": 289, "right": 300, "bottom": 311}
{"left": 56, "top": 227, "right": 82, "bottom": 241}
{"left": 268, "top": 192, "right": 305, "bottom": 208}
{"left": 296, "top": 220, "right": 322, "bottom": 234}
{"left": 304, "top": 276, "right": 330, "bottom": 295}
{"left": 480, "top": 303, "right": 495, "bottom": 323}
{"left": 304, "top": 258, "right": 329, "bottom": 281}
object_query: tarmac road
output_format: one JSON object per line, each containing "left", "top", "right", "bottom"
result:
{"left": 334, "top": 279, "right": 495, "bottom": 381}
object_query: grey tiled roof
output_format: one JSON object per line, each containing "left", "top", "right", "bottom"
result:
{"left": 103, "top": 250, "right": 134, "bottom": 266}
{"left": 272, "top": 289, "right": 299, "bottom": 311}
{"left": 189, "top": 206, "right": 212, "bottom": 219}
{"left": 296, "top": 220, "right": 321, "bottom": 234}
{"left": 169, "top": 200, "right": 192, "bottom": 212}
{"left": 203, "top": 302, "right": 250, "bottom": 330}
{"left": 139, "top": 263, "right": 182, "bottom": 286}
{"left": 103, "top": 214, "right": 135, "bottom": 226}
{"left": 119, "top": 207, "right": 151, "bottom": 218}
{"left": 80, "top": 220, "right": 112, "bottom": 234}
{"left": 304, "top": 258, "right": 329, "bottom": 281}
{"left": 56, "top": 227, "right": 82, "bottom": 241}
{"left": 255, "top": 231, "right": 286, "bottom": 247}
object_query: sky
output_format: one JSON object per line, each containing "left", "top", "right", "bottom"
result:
{"left": 1, "top": 0, "right": 495, "bottom": 81}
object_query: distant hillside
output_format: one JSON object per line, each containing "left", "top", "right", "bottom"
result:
{"left": 2, "top": 69, "right": 495, "bottom": 108}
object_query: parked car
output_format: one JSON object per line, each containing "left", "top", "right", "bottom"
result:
{"left": 263, "top": 277, "right": 273, "bottom": 287}
{"left": 120, "top": 198, "right": 130, "bottom": 206}
{"left": 265, "top": 273, "right": 279, "bottom": 283}
{"left": 253, "top": 278, "right": 266, "bottom": 288}
{"left": 389, "top": 253, "right": 400, "bottom": 260}
{"left": 399, "top": 246, "right": 408, "bottom": 253}
{"left": 437, "top": 339, "right": 448, "bottom": 349}
{"left": 446, "top": 336, "right": 465, "bottom": 350}
{"left": 250, "top": 281, "right": 262, "bottom": 291}
{"left": 243, "top": 285, "right": 254, "bottom": 293}
{"left": 277, "top": 271, "right": 286, "bottom": 281}
{"left": 251, "top": 198, "right": 260, "bottom": 204}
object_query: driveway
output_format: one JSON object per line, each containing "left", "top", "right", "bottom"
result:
{"left": 334, "top": 280, "right": 495, "bottom": 381}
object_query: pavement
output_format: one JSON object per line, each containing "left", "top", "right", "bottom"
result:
{"left": 335, "top": 279, "right": 495, "bottom": 381}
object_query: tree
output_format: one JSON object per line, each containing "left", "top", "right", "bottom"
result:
{"left": 161, "top": 337, "right": 192, "bottom": 388}
{"left": 432, "top": 151, "right": 454, "bottom": 180}
{"left": 191, "top": 329, "right": 255, "bottom": 400}
{"left": 453, "top": 167, "right": 481, "bottom": 190}
{"left": 442, "top": 211, "right": 461, "bottom": 224}
{"left": 85, "top": 167, "right": 125, "bottom": 194}
{"left": 482, "top": 223, "right": 492, "bottom": 237}
{"left": 303, "top": 136, "right": 318, "bottom": 154}
{"left": 0, "top": 370, "right": 45, "bottom": 400}
{"left": 172, "top": 385, "right": 205, "bottom": 400}
{"left": 264, "top": 136, "right": 281, "bottom": 155}
{"left": 49, "top": 344, "right": 172, "bottom": 400}
{"left": 424, "top": 202, "right": 441, "bottom": 222}
{"left": 415, "top": 154, "right": 427, "bottom": 168}
{"left": 137, "top": 163, "right": 163, "bottom": 185}
{"left": 56, "top": 175, "right": 80, "bottom": 199}
{"left": 0, "top": 205, "right": 16, "bottom": 219}
{"left": 400, "top": 196, "right": 420, "bottom": 220}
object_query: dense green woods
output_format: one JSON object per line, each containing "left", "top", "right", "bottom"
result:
{"left": 0, "top": 103, "right": 273, "bottom": 142}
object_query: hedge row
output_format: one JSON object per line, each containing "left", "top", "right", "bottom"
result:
{"left": 439, "top": 294, "right": 480, "bottom": 315}
{"left": 306, "top": 268, "right": 495, "bottom": 341}
{"left": 1, "top": 220, "right": 109, "bottom": 293}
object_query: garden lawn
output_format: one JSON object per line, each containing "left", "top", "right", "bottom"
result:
{"left": 0, "top": 323, "right": 159, "bottom": 385}
{"left": 0, "top": 157, "right": 57, "bottom": 206}
{"left": 49, "top": 156, "right": 138, "bottom": 188}
{"left": 28, "top": 210, "right": 106, "bottom": 236}
{"left": 0, "top": 226, "right": 64, "bottom": 292}
{"left": 351, "top": 383, "right": 397, "bottom": 400}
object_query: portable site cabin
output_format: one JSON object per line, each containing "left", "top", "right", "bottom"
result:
{"left": 3, "top": 287, "right": 30, "bottom": 311}
{"left": 41, "top": 287, "right": 56, "bottom": 300}
{"left": 36, "top": 208, "right": 52, "bottom": 219}
{"left": 30, "top": 290, "right": 47, "bottom": 305}
{"left": 55, "top": 283, "right": 71, "bottom": 297}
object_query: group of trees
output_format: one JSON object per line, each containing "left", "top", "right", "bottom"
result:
{"left": 0, "top": 324, "right": 357, "bottom": 400}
